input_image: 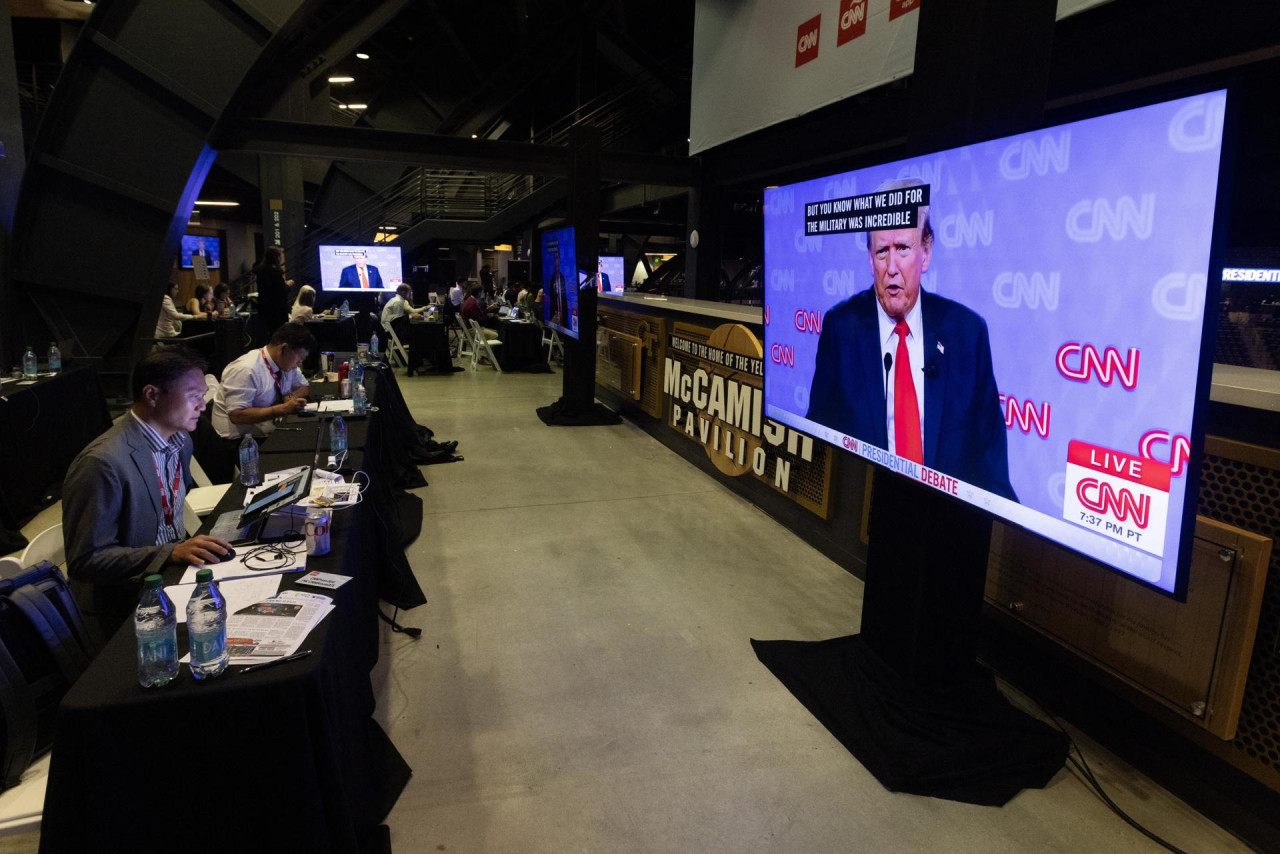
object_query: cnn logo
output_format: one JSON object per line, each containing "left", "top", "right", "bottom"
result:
{"left": 837, "top": 0, "right": 867, "bottom": 46}
{"left": 795, "top": 14, "right": 821, "bottom": 67}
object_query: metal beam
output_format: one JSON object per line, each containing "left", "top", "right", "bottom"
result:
{"left": 301, "top": 0, "right": 414, "bottom": 89}
{"left": 218, "top": 118, "right": 700, "bottom": 186}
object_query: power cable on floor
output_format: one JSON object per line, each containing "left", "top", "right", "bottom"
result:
{"left": 985, "top": 664, "right": 1189, "bottom": 854}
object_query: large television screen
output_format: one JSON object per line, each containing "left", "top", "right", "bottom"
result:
{"left": 763, "top": 90, "right": 1228, "bottom": 598}
{"left": 181, "top": 234, "right": 220, "bottom": 269}
{"left": 541, "top": 227, "right": 579, "bottom": 339}
{"left": 317, "top": 245, "right": 403, "bottom": 292}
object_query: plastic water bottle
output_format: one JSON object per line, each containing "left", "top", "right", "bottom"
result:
{"left": 369, "top": 332, "right": 379, "bottom": 356}
{"left": 341, "top": 299, "right": 350, "bottom": 315}
{"left": 47, "top": 343, "right": 61, "bottom": 375}
{"left": 135, "top": 575, "right": 179, "bottom": 688}
{"left": 22, "top": 347, "right": 37, "bottom": 379}
{"left": 239, "top": 435, "right": 260, "bottom": 486}
{"left": 330, "top": 414, "right": 347, "bottom": 457}
{"left": 229, "top": 302, "right": 239, "bottom": 318}
{"left": 353, "top": 382, "right": 367, "bottom": 415}
{"left": 187, "top": 569, "right": 228, "bottom": 680}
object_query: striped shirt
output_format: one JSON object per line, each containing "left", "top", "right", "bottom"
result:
{"left": 130, "top": 411, "right": 188, "bottom": 545}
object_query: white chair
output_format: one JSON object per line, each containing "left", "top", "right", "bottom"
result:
{"left": 185, "top": 456, "right": 231, "bottom": 518}
{"left": 452, "top": 314, "right": 473, "bottom": 360}
{"left": 534, "top": 316, "right": 565, "bottom": 366}
{"left": 385, "top": 322, "right": 411, "bottom": 369}
{"left": 0, "top": 753, "right": 51, "bottom": 838}
{"left": 0, "top": 556, "right": 25, "bottom": 579}
{"left": 182, "top": 499, "right": 201, "bottom": 539}
{"left": 468, "top": 319, "right": 503, "bottom": 373}
{"left": 204, "top": 373, "right": 219, "bottom": 405}
{"left": 20, "top": 523, "right": 64, "bottom": 569}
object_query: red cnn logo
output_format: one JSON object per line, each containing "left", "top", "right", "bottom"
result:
{"left": 795, "top": 15, "right": 821, "bottom": 67}
{"left": 889, "top": 0, "right": 921, "bottom": 21}
{"left": 1076, "top": 479, "right": 1151, "bottom": 529}
{"left": 837, "top": 0, "right": 867, "bottom": 46}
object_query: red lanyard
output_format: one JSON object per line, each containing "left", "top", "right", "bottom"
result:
{"left": 152, "top": 455, "right": 182, "bottom": 528}
{"left": 261, "top": 348, "right": 285, "bottom": 399}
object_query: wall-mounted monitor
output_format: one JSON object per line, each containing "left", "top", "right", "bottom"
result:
{"left": 763, "top": 89, "right": 1229, "bottom": 599}
{"left": 594, "top": 255, "right": 626, "bottom": 294}
{"left": 181, "top": 234, "right": 220, "bottom": 269}
{"left": 541, "top": 226, "right": 579, "bottom": 339}
{"left": 317, "top": 245, "right": 404, "bottom": 291}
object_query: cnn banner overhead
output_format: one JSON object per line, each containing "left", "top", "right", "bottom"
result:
{"left": 690, "top": 0, "right": 1114, "bottom": 155}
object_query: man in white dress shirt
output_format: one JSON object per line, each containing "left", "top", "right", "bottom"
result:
{"left": 212, "top": 323, "right": 317, "bottom": 440}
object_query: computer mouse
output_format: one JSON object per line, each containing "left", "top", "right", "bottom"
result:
{"left": 218, "top": 547, "right": 237, "bottom": 562}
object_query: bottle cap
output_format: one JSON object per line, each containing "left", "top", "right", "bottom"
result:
{"left": 195, "top": 568, "right": 214, "bottom": 583}
{"left": 142, "top": 574, "right": 163, "bottom": 589}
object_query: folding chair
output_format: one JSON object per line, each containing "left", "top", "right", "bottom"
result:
{"left": 385, "top": 322, "right": 411, "bottom": 369}
{"left": 534, "top": 315, "right": 565, "bottom": 366}
{"left": 468, "top": 319, "right": 503, "bottom": 372}
{"left": 20, "top": 524, "right": 64, "bottom": 570}
{"left": 453, "top": 314, "right": 474, "bottom": 361}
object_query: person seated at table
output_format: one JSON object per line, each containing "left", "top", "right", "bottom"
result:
{"left": 63, "top": 347, "right": 235, "bottom": 636}
{"left": 155, "top": 282, "right": 196, "bottom": 339}
{"left": 290, "top": 285, "right": 317, "bottom": 323}
{"left": 213, "top": 282, "right": 232, "bottom": 315}
{"left": 381, "top": 283, "right": 428, "bottom": 330}
{"left": 462, "top": 286, "right": 499, "bottom": 339}
{"left": 212, "top": 322, "right": 317, "bottom": 441}
{"left": 185, "top": 283, "right": 214, "bottom": 316}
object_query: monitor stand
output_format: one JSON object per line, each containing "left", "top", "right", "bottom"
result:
{"left": 754, "top": 468, "right": 1068, "bottom": 805}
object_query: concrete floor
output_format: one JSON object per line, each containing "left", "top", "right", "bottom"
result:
{"left": 374, "top": 366, "right": 1248, "bottom": 854}
{"left": 0, "top": 365, "right": 1249, "bottom": 853}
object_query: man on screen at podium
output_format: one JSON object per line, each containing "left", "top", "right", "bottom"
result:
{"left": 806, "top": 178, "right": 1016, "bottom": 501}
{"left": 338, "top": 250, "right": 384, "bottom": 289}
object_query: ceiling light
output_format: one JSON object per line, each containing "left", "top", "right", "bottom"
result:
{"left": 380, "top": 226, "right": 399, "bottom": 230}
{"left": 193, "top": 200, "right": 239, "bottom": 207}
{"left": 471, "top": 134, "right": 478, "bottom": 139}
{"left": 356, "top": 53, "right": 370, "bottom": 60}
{"left": 493, "top": 244, "right": 513, "bottom": 252}
{"left": 346, "top": 103, "right": 368, "bottom": 110}
{"left": 328, "top": 76, "right": 355, "bottom": 84}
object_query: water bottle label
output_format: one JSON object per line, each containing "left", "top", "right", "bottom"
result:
{"left": 190, "top": 628, "right": 227, "bottom": 664}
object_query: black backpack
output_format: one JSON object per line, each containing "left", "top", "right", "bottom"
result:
{"left": 0, "top": 561, "right": 98, "bottom": 789}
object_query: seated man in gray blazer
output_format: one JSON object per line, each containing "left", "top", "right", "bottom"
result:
{"left": 63, "top": 348, "right": 234, "bottom": 636}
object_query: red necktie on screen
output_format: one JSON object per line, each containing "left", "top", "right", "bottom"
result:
{"left": 894, "top": 320, "right": 923, "bottom": 463}
{"left": 359, "top": 267, "right": 369, "bottom": 289}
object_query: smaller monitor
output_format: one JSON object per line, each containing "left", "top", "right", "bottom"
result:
{"left": 599, "top": 255, "right": 625, "bottom": 294}
{"left": 181, "top": 235, "right": 220, "bottom": 269}
{"left": 541, "top": 226, "right": 579, "bottom": 339}
{"left": 317, "top": 245, "right": 404, "bottom": 292}
{"left": 238, "top": 468, "right": 310, "bottom": 528}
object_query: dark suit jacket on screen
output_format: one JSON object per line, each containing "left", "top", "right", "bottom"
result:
{"left": 806, "top": 289, "right": 1016, "bottom": 500}
{"left": 338, "top": 264, "right": 383, "bottom": 289}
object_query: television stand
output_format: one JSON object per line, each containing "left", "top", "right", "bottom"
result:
{"left": 754, "top": 469, "right": 1067, "bottom": 805}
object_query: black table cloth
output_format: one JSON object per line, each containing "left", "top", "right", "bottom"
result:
{"left": 405, "top": 319, "right": 454, "bottom": 374}
{"left": 304, "top": 317, "right": 358, "bottom": 372}
{"left": 180, "top": 316, "right": 250, "bottom": 376}
{"left": 0, "top": 366, "right": 111, "bottom": 532}
{"left": 497, "top": 320, "right": 548, "bottom": 372}
{"left": 39, "top": 470, "right": 410, "bottom": 853}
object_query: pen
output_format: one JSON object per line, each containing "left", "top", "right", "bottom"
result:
{"left": 276, "top": 426, "right": 302, "bottom": 431}
{"left": 239, "top": 649, "right": 312, "bottom": 674}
